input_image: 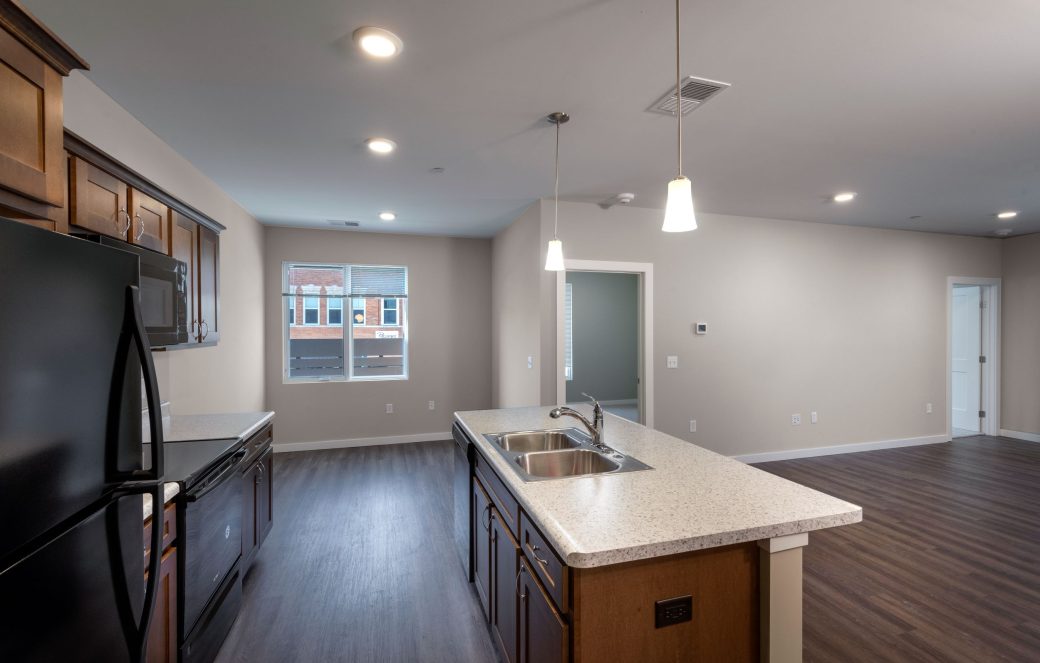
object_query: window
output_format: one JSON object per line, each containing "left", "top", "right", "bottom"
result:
{"left": 352, "top": 298, "right": 366, "bottom": 325}
{"left": 328, "top": 297, "right": 343, "bottom": 326}
{"left": 564, "top": 282, "right": 573, "bottom": 381}
{"left": 283, "top": 263, "right": 408, "bottom": 382}
{"left": 382, "top": 298, "right": 399, "bottom": 326}
{"left": 288, "top": 298, "right": 295, "bottom": 326}
{"left": 303, "top": 296, "right": 319, "bottom": 325}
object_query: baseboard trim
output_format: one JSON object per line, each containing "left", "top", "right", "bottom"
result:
{"left": 273, "top": 431, "right": 451, "bottom": 454}
{"left": 999, "top": 429, "right": 1040, "bottom": 443}
{"left": 732, "top": 434, "right": 948, "bottom": 464}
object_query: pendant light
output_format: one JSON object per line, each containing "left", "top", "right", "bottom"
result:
{"left": 662, "top": 0, "right": 697, "bottom": 232}
{"left": 544, "top": 112, "right": 569, "bottom": 271}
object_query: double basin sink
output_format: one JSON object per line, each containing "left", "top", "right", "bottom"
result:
{"left": 483, "top": 428, "right": 652, "bottom": 482}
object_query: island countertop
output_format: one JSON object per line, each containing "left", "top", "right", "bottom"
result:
{"left": 454, "top": 406, "right": 862, "bottom": 568}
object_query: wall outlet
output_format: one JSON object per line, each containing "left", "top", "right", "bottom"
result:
{"left": 926, "top": 402, "right": 933, "bottom": 414}
{"left": 810, "top": 411, "right": 818, "bottom": 424}
{"left": 666, "top": 355, "right": 679, "bottom": 369}
{"left": 791, "top": 413, "right": 802, "bottom": 426}
{"left": 428, "top": 400, "right": 436, "bottom": 411}
{"left": 527, "top": 356, "right": 534, "bottom": 369}
{"left": 385, "top": 403, "right": 393, "bottom": 414}
{"left": 654, "top": 595, "right": 693, "bottom": 628}
{"left": 689, "top": 419, "right": 697, "bottom": 433}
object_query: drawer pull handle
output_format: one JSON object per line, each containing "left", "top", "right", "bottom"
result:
{"left": 133, "top": 215, "right": 144, "bottom": 241}
{"left": 530, "top": 544, "right": 549, "bottom": 566}
{"left": 481, "top": 503, "right": 492, "bottom": 532}
{"left": 516, "top": 563, "right": 527, "bottom": 601}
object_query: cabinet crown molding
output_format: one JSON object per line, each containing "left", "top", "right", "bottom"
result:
{"left": 0, "top": 0, "right": 89, "bottom": 75}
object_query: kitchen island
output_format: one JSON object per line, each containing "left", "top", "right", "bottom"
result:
{"left": 454, "top": 406, "right": 862, "bottom": 663}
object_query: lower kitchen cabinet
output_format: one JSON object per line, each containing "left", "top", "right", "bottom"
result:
{"left": 241, "top": 430, "right": 274, "bottom": 572}
{"left": 518, "top": 559, "right": 568, "bottom": 663}
{"left": 472, "top": 478, "right": 493, "bottom": 619}
{"left": 491, "top": 509, "right": 520, "bottom": 663}
{"left": 145, "top": 502, "right": 178, "bottom": 663}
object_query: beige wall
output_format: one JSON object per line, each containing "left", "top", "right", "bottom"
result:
{"left": 498, "top": 200, "right": 1004, "bottom": 457}
{"left": 491, "top": 203, "right": 542, "bottom": 407}
{"left": 1001, "top": 233, "right": 1040, "bottom": 436}
{"left": 62, "top": 73, "right": 266, "bottom": 414}
{"left": 264, "top": 226, "right": 492, "bottom": 443}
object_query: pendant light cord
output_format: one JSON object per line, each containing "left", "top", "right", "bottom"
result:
{"left": 554, "top": 118, "right": 561, "bottom": 239}
{"left": 676, "top": 0, "right": 682, "bottom": 178}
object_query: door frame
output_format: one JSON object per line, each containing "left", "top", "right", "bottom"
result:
{"left": 946, "top": 276, "right": 1001, "bottom": 439}
{"left": 556, "top": 260, "right": 654, "bottom": 428}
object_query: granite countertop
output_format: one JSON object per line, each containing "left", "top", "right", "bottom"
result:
{"left": 454, "top": 406, "right": 862, "bottom": 568}
{"left": 141, "top": 482, "right": 180, "bottom": 521}
{"left": 146, "top": 411, "right": 275, "bottom": 443}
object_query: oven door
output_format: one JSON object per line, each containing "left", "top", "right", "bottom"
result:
{"left": 182, "top": 450, "right": 245, "bottom": 634}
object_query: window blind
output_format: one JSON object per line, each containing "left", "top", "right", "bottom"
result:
{"left": 350, "top": 265, "right": 408, "bottom": 298}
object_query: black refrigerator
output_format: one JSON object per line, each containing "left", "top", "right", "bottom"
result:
{"left": 0, "top": 219, "right": 166, "bottom": 662}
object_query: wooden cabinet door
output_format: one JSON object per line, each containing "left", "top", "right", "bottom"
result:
{"left": 0, "top": 28, "right": 64, "bottom": 210}
{"left": 145, "top": 545, "right": 178, "bottom": 663}
{"left": 256, "top": 448, "right": 274, "bottom": 547}
{"left": 472, "top": 478, "right": 493, "bottom": 620}
{"left": 492, "top": 510, "right": 520, "bottom": 663}
{"left": 197, "top": 226, "right": 219, "bottom": 343}
{"left": 69, "top": 156, "right": 129, "bottom": 239}
{"left": 129, "top": 188, "right": 170, "bottom": 253}
{"left": 241, "top": 463, "right": 258, "bottom": 567}
{"left": 170, "top": 211, "right": 198, "bottom": 342}
{"left": 519, "top": 559, "right": 568, "bottom": 663}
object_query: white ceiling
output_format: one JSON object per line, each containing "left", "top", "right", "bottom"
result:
{"left": 24, "top": 0, "right": 1040, "bottom": 238}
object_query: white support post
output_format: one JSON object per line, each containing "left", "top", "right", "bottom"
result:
{"left": 759, "top": 533, "right": 809, "bottom": 663}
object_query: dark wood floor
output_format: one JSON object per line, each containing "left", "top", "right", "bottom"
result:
{"left": 214, "top": 442, "right": 498, "bottom": 663}
{"left": 215, "top": 436, "right": 1040, "bottom": 663}
{"left": 757, "top": 435, "right": 1040, "bottom": 662}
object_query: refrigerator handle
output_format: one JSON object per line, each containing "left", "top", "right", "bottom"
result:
{"left": 110, "top": 482, "right": 164, "bottom": 663}
{"left": 127, "top": 285, "right": 164, "bottom": 480}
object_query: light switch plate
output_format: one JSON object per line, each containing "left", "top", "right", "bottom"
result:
{"left": 791, "top": 413, "right": 801, "bottom": 425}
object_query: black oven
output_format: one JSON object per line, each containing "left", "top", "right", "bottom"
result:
{"left": 76, "top": 235, "right": 188, "bottom": 346}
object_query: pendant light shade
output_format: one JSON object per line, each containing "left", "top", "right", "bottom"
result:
{"left": 545, "top": 239, "right": 565, "bottom": 271}
{"left": 544, "top": 112, "right": 569, "bottom": 272}
{"left": 662, "top": 176, "right": 697, "bottom": 232}
{"left": 662, "top": 0, "right": 697, "bottom": 233}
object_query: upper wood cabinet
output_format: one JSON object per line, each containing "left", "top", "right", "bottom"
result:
{"left": 129, "top": 187, "right": 169, "bottom": 253}
{"left": 69, "top": 155, "right": 130, "bottom": 240}
{"left": 0, "top": 1, "right": 87, "bottom": 221}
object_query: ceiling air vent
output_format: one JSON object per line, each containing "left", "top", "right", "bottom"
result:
{"left": 328, "top": 220, "right": 360, "bottom": 228}
{"left": 647, "top": 76, "right": 730, "bottom": 116}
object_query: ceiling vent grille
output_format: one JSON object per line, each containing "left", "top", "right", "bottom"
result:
{"left": 647, "top": 76, "right": 730, "bottom": 116}
{"left": 328, "top": 220, "right": 360, "bottom": 228}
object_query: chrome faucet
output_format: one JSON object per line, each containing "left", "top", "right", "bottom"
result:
{"left": 550, "top": 393, "right": 608, "bottom": 451}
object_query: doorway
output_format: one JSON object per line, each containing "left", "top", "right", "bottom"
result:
{"left": 556, "top": 260, "right": 654, "bottom": 427}
{"left": 947, "top": 277, "right": 1001, "bottom": 439}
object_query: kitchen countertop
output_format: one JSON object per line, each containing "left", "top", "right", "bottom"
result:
{"left": 141, "top": 482, "right": 180, "bottom": 521}
{"left": 454, "top": 406, "right": 862, "bottom": 568}
{"left": 146, "top": 411, "right": 275, "bottom": 443}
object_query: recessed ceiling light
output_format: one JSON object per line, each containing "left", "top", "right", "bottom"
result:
{"left": 996, "top": 210, "right": 1018, "bottom": 219}
{"left": 366, "top": 138, "right": 396, "bottom": 154}
{"left": 379, "top": 211, "right": 396, "bottom": 222}
{"left": 353, "top": 27, "right": 402, "bottom": 59}
{"left": 833, "top": 192, "right": 856, "bottom": 203}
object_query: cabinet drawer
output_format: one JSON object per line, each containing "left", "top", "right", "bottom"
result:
{"left": 474, "top": 450, "right": 520, "bottom": 539}
{"left": 144, "top": 501, "right": 177, "bottom": 559}
{"left": 520, "top": 512, "right": 568, "bottom": 612}
{"left": 242, "top": 424, "right": 273, "bottom": 464}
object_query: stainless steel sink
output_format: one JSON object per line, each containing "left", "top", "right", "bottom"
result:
{"left": 491, "top": 430, "right": 583, "bottom": 453}
{"left": 517, "top": 448, "right": 621, "bottom": 478}
{"left": 483, "top": 427, "right": 652, "bottom": 482}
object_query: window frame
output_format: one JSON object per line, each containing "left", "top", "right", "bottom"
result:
{"left": 288, "top": 298, "right": 295, "bottom": 326}
{"left": 352, "top": 297, "right": 366, "bottom": 326}
{"left": 282, "top": 262, "right": 408, "bottom": 384}
{"left": 381, "top": 298, "right": 400, "bottom": 326}
{"left": 328, "top": 296, "right": 343, "bottom": 327}
{"left": 302, "top": 296, "right": 320, "bottom": 326}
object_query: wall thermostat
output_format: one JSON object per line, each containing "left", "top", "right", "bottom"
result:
{"left": 695, "top": 323, "right": 708, "bottom": 335}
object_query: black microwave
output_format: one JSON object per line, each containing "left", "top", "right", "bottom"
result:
{"left": 77, "top": 235, "right": 189, "bottom": 347}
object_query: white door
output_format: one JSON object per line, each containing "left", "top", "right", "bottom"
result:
{"left": 951, "top": 286, "right": 982, "bottom": 433}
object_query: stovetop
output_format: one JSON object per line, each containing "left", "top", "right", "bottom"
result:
{"left": 143, "top": 438, "right": 243, "bottom": 489}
